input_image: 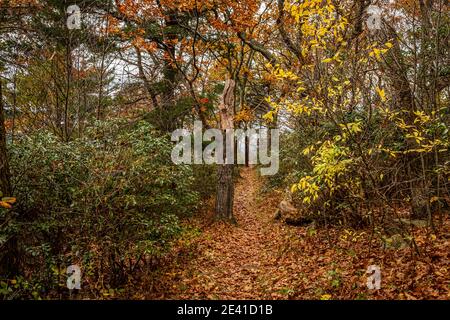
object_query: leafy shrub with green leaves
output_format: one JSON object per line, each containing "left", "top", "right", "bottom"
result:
{"left": 2, "top": 120, "right": 199, "bottom": 298}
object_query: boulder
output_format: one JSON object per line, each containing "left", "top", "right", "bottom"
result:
{"left": 274, "top": 197, "right": 313, "bottom": 226}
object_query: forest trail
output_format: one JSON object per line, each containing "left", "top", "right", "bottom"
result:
{"left": 149, "top": 167, "right": 449, "bottom": 300}
{"left": 158, "top": 167, "right": 309, "bottom": 299}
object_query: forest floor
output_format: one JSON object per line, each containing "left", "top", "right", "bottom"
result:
{"left": 141, "top": 167, "right": 449, "bottom": 300}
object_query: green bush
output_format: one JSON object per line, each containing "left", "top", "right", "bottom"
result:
{"left": 2, "top": 120, "right": 199, "bottom": 297}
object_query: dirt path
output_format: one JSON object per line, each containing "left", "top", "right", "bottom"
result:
{"left": 161, "top": 167, "right": 306, "bottom": 299}
{"left": 152, "top": 167, "right": 450, "bottom": 300}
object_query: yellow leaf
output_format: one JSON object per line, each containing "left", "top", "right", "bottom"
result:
{"left": 2, "top": 197, "right": 16, "bottom": 204}
{"left": 263, "top": 111, "right": 274, "bottom": 122}
{"left": 376, "top": 87, "right": 386, "bottom": 102}
{"left": 291, "top": 184, "right": 298, "bottom": 193}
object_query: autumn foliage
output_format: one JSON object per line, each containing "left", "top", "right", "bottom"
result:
{"left": 0, "top": 0, "right": 448, "bottom": 300}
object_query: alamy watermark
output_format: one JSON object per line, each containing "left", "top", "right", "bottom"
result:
{"left": 67, "top": 3, "right": 382, "bottom": 32}
{"left": 366, "top": 265, "right": 381, "bottom": 290}
{"left": 67, "top": 5, "right": 81, "bottom": 30}
{"left": 66, "top": 265, "right": 81, "bottom": 290}
{"left": 171, "top": 121, "right": 279, "bottom": 176}
{"left": 67, "top": 3, "right": 382, "bottom": 31}
{"left": 366, "top": 5, "right": 382, "bottom": 32}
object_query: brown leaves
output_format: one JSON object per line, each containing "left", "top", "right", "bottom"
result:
{"left": 143, "top": 168, "right": 450, "bottom": 300}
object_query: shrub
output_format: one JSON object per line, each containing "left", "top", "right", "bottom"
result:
{"left": 2, "top": 120, "right": 199, "bottom": 297}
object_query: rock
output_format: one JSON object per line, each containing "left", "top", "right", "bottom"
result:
{"left": 274, "top": 189, "right": 314, "bottom": 226}
{"left": 278, "top": 200, "right": 297, "bottom": 215}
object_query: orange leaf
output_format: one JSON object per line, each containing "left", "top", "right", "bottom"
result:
{"left": 0, "top": 201, "right": 12, "bottom": 209}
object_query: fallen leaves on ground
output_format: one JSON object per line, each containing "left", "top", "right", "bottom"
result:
{"left": 142, "top": 168, "right": 449, "bottom": 300}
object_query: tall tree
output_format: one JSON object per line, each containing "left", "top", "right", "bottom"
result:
{"left": 216, "top": 79, "right": 236, "bottom": 222}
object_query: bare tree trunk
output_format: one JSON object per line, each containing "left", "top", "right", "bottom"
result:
{"left": 216, "top": 79, "right": 236, "bottom": 223}
{"left": 245, "top": 125, "right": 249, "bottom": 167}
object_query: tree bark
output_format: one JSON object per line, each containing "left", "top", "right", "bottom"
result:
{"left": 216, "top": 79, "right": 236, "bottom": 223}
